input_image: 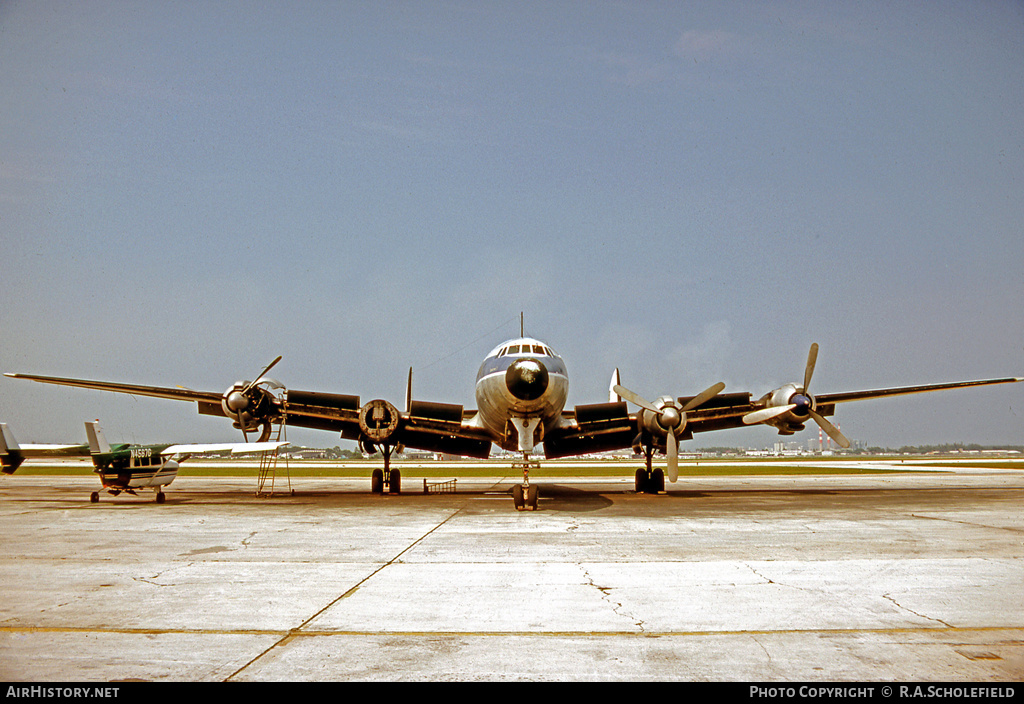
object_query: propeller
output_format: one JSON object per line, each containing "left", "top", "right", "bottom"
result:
{"left": 223, "top": 356, "right": 283, "bottom": 442}
{"left": 613, "top": 381, "right": 725, "bottom": 482}
{"left": 742, "top": 344, "right": 850, "bottom": 449}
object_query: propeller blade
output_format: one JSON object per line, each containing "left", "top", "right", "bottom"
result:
{"left": 803, "top": 343, "right": 818, "bottom": 392}
{"left": 237, "top": 411, "right": 249, "bottom": 443}
{"left": 809, "top": 409, "right": 850, "bottom": 448}
{"left": 681, "top": 381, "right": 726, "bottom": 412}
{"left": 612, "top": 384, "right": 659, "bottom": 413}
{"left": 666, "top": 425, "right": 678, "bottom": 483}
{"left": 245, "top": 356, "right": 283, "bottom": 393}
{"left": 742, "top": 404, "right": 797, "bottom": 425}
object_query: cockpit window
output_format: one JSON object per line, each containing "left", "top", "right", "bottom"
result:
{"left": 494, "top": 343, "right": 558, "bottom": 358}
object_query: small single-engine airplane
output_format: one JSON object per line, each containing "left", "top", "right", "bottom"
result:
{"left": 1, "top": 420, "right": 287, "bottom": 503}
{"left": 5, "top": 338, "right": 1021, "bottom": 509}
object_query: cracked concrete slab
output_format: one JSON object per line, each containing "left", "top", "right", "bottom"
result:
{"left": 0, "top": 468, "right": 1022, "bottom": 681}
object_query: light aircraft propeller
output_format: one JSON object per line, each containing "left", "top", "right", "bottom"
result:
{"left": 613, "top": 381, "right": 725, "bottom": 482}
{"left": 742, "top": 343, "right": 851, "bottom": 448}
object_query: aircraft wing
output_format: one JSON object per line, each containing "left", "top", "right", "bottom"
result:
{"left": 544, "top": 376, "right": 1023, "bottom": 458}
{"left": 274, "top": 392, "right": 493, "bottom": 458}
{"left": 683, "top": 377, "right": 1024, "bottom": 434}
{"left": 544, "top": 392, "right": 761, "bottom": 457}
{"left": 5, "top": 372, "right": 494, "bottom": 458}
{"left": 161, "top": 441, "right": 289, "bottom": 456}
{"left": 811, "top": 377, "right": 1024, "bottom": 405}
{"left": 3, "top": 373, "right": 223, "bottom": 404}
{"left": 544, "top": 402, "right": 637, "bottom": 458}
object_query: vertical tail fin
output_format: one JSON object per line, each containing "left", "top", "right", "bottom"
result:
{"left": 0, "top": 423, "right": 25, "bottom": 474}
{"left": 84, "top": 421, "right": 111, "bottom": 455}
{"left": 609, "top": 368, "right": 622, "bottom": 404}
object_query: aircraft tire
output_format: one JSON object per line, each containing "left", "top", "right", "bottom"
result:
{"left": 90, "top": 492, "right": 99, "bottom": 504}
{"left": 156, "top": 492, "right": 166, "bottom": 504}
{"left": 512, "top": 484, "right": 525, "bottom": 510}
{"left": 526, "top": 484, "right": 539, "bottom": 510}
{"left": 635, "top": 469, "right": 649, "bottom": 493}
{"left": 650, "top": 469, "right": 665, "bottom": 494}
{"left": 388, "top": 469, "right": 401, "bottom": 495}
{"left": 371, "top": 469, "right": 384, "bottom": 494}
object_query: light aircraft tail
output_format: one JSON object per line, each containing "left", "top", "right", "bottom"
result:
{"left": 84, "top": 421, "right": 112, "bottom": 455}
{"left": 0, "top": 423, "right": 26, "bottom": 474}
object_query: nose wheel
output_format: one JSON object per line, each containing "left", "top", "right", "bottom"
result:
{"left": 512, "top": 483, "right": 539, "bottom": 510}
{"left": 511, "top": 456, "right": 540, "bottom": 510}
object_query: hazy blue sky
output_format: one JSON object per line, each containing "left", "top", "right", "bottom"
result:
{"left": 2, "top": 1, "right": 1022, "bottom": 450}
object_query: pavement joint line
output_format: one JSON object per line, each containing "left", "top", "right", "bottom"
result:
{"left": 224, "top": 506, "right": 467, "bottom": 680}
{"left": 2, "top": 625, "right": 1021, "bottom": 638}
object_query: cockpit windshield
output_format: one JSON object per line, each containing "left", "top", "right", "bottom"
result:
{"left": 496, "top": 344, "right": 557, "bottom": 358}
{"left": 488, "top": 339, "right": 560, "bottom": 360}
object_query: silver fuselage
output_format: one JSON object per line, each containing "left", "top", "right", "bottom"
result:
{"left": 472, "top": 337, "right": 569, "bottom": 452}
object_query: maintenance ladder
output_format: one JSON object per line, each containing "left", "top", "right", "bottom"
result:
{"left": 256, "top": 420, "right": 291, "bottom": 497}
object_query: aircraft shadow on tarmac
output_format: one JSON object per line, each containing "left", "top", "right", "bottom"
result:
{"left": 526, "top": 484, "right": 615, "bottom": 512}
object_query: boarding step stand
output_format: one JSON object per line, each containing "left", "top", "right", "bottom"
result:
{"left": 256, "top": 418, "right": 293, "bottom": 497}
{"left": 423, "top": 478, "right": 457, "bottom": 494}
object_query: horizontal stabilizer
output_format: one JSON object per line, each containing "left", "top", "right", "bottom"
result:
{"left": 0, "top": 423, "right": 24, "bottom": 474}
{"left": 0, "top": 423, "right": 20, "bottom": 453}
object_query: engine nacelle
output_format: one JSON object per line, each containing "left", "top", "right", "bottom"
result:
{"left": 635, "top": 395, "right": 685, "bottom": 451}
{"left": 358, "top": 399, "right": 401, "bottom": 445}
{"left": 757, "top": 383, "right": 815, "bottom": 434}
{"left": 221, "top": 380, "right": 283, "bottom": 440}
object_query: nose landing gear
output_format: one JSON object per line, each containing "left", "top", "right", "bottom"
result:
{"left": 511, "top": 456, "right": 540, "bottom": 510}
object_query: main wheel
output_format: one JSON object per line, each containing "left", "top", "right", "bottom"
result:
{"left": 635, "top": 468, "right": 649, "bottom": 493}
{"left": 650, "top": 468, "right": 665, "bottom": 494}
{"left": 388, "top": 469, "right": 401, "bottom": 495}
{"left": 371, "top": 469, "right": 384, "bottom": 494}
{"left": 90, "top": 491, "right": 99, "bottom": 503}
{"left": 512, "top": 484, "right": 525, "bottom": 510}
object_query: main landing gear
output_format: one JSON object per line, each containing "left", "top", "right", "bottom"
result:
{"left": 89, "top": 489, "right": 166, "bottom": 503}
{"left": 634, "top": 446, "right": 665, "bottom": 494}
{"left": 635, "top": 468, "right": 664, "bottom": 494}
{"left": 370, "top": 444, "right": 402, "bottom": 495}
{"left": 511, "top": 456, "right": 540, "bottom": 511}
{"left": 371, "top": 467, "right": 402, "bottom": 495}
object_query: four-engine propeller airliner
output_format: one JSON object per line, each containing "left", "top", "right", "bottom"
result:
{"left": 5, "top": 339, "right": 1021, "bottom": 509}
{"left": 1, "top": 420, "right": 286, "bottom": 503}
